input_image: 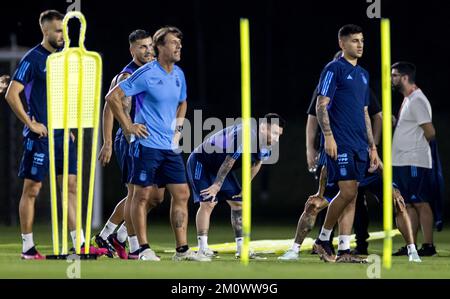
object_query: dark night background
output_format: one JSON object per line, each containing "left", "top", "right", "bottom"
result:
{"left": 0, "top": 0, "right": 449, "bottom": 229}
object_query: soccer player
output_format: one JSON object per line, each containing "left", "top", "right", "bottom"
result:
{"left": 0, "top": 75, "right": 10, "bottom": 93}
{"left": 313, "top": 24, "right": 380, "bottom": 262}
{"left": 305, "top": 50, "right": 383, "bottom": 255}
{"left": 94, "top": 29, "right": 165, "bottom": 259}
{"left": 188, "top": 114, "right": 285, "bottom": 258}
{"left": 106, "top": 26, "right": 208, "bottom": 261}
{"left": 278, "top": 162, "right": 421, "bottom": 262}
{"left": 391, "top": 62, "right": 437, "bottom": 256}
{"left": 4, "top": 10, "right": 106, "bottom": 259}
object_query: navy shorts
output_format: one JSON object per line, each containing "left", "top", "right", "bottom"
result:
{"left": 326, "top": 146, "right": 368, "bottom": 184}
{"left": 114, "top": 134, "right": 133, "bottom": 184}
{"left": 129, "top": 143, "right": 187, "bottom": 187}
{"left": 18, "top": 136, "right": 77, "bottom": 182}
{"left": 393, "top": 166, "right": 432, "bottom": 204}
{"left": 187, "top": 153, "right": 241, "bottom": 204}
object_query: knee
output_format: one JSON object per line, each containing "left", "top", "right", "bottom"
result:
{"left": 133, "top": 189, "right": 150, "bottom": 205}
{"left": 174, "top": 188, "right": 190, "bottom": 203}
{"left": 200, "top": 201, "right": 217, "bottom": 212}
{"left": 305, "top": 196, "right": 325, "bottom": 215}
{"left": 23, "top": 183, "right": 41, "bottom": 200}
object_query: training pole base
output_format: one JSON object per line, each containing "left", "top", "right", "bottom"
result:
{"left": 46, "top": 254, "right": 98, "bottom": 260}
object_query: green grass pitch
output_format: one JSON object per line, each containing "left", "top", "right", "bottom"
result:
{"left": 1, "top": 222, "right": 450, "bottom": 279}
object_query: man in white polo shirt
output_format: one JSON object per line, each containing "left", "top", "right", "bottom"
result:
{"left": 391, "top": 61, "right": 437, "bottom": 257}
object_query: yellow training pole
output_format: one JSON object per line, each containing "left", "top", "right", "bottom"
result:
{"left": 381, "top": 18, "right": 393, "bottom": 269}
{"left": 84, "top": 55, "right": 102, "bottom": 254}
{"left": 240, "top": 18, "right": 251, "bottom": 266}
{"left": 62, "top": 53, "right": 70, "bottom": 255}
{"left": 46, "top": 68, "right": 59, "bottom": 256}
{"left": 76, "top": 50, "right": 83, "bottom": 255}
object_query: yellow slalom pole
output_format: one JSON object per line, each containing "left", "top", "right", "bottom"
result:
{"left": 62, "top": 53, "right": 70, "bottom": 255}
{"left": 84, "top": 55, "right": 102, "bottom": 254}
{"left": 46, "top": 64, "right": 59, "bottom": 256}
{"left": 76, "top": 50, "right": 83, "bottom": 255}
{"left": 240, "top": 18, "right": 251, "bottom": 266}
{"left": 381, "top": 18, "right": 393, "bottom": 269}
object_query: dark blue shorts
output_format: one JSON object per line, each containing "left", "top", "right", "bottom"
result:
{"left": 18, "top": 136, "right": 77, "bottom": 182}
{"left": 114, "top": 134, "right": 132, "bottom": 184}
{"left": 129, "top": 143, "right": 187, "bottom": 187}
{"left": 326, "top": 146, "right": 368, "bottom": 184}
{"left": 393, "top": 166, "right": 432, "bottom": 204}
{"left": 187, "top": 153, "right": 241, "bottom": 204}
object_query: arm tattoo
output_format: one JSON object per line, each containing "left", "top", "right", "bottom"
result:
{"left": 213, "top": 155, "right": 236, "bottom": 187}
{"left": 316, "top": 96, "right": 333, "bottom": 136}
{"left": 364, "top": 108, "right": 375, "bottom": 148}
{"left": 116, "top": 74, "right": 133, "bottom": 131}
{"left": 231, "top": 209, "right": 243, "bottom": 238}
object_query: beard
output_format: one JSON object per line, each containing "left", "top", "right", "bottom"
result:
{"left": 49, "top": 38, "right": 63, "bottom": 50}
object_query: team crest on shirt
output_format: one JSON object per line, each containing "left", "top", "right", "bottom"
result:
{"left": 361, "top": 73, "right": 368, "bottom": 85}
{"left": 139, "top": 170, "right": 147, "bottom": 182}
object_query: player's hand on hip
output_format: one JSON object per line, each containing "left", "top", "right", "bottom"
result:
{"left": 98, "top": 143, "right": 112, "bottom": 166}
{"left": 128, "top": 123, "right": 149, "bottom": 139}
{"left": 324, "top": 135, "right": 337, "bottom": 160}
{"left": 200, "top": 184, "right": 221, "bottom": 202}
{"left": 29, "top": 116, "right": 48, "bottom": 138}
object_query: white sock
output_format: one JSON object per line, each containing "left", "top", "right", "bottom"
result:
{"left": 128, "top": 235, "right": 139, "bottom": 253}
{"left": 236, "top": 237, "right": 244, "bottom": 254}
{"left": 318, "top": 227, "right": 332, "bottom": 241}
{"left": 22, "top": 233, "right": 34, "bottom": 253}
{"left": 407, "top": 244, "right": 417, "bottom": 254}
{"left": 116, "top": 224, "right": 128, "bottom": 243}
{"left": 338, "top": 235, "right": 351, "bottom": 251}
{"left": 70, "top": 230, "right": 85, "bottom": 248}
{"left": 99, "top": 221, "right": 118, "bottom": 240}
{"left": 198, "top": 235, "right": 208, "bottom": 251}
{"left": 291, "top": 242, "right": 300, "bottom": 254}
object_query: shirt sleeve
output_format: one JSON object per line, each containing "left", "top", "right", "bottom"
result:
{"left": 317, "top": 63, "right": 338, "bottom": 99}
{"left": 227, "top": 126, "right": 243, "bottom": 160}
{"left": 12, "top": 58, "right": 34, "bottom": 85}
{"left": 119, "top": 67, "right": 149, "bottom": 97}
{"left": 179, "top": 70, "right": 187, "bottom": 102}
{"left": 306, "top": 86, "right": 319, "bottom": 116}
{"left": 411, "top": 97, "right": 432, "bottom": 125}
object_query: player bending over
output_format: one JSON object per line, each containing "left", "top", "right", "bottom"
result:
{"left": 187, "top": 113, "right": 284, "bottom": 259}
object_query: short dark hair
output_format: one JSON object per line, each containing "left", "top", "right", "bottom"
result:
{"left": 39, "top": 10, "right": 64, "bottom": 26}
{"left": 129, "top": 29, "right": 151, "bottom": 44}
{"left": 153, "top": 26, "right": 183, "bottom": 56}
{"left": 263, "top": 113, "right": 286, "bottom": 128}
{"left": 392, "top": 61, "right": 416, "bottom": 84}
{"left": 338, "top": 24, "right": 363, "bottom": 39}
